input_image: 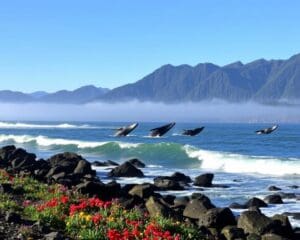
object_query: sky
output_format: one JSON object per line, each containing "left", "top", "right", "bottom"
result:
{"left": 0, "top": 0, "right": 300, "bottom": 93}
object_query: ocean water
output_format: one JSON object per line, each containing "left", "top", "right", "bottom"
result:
{"left": 0, "top": 121, "right": 299, "bottom": 226}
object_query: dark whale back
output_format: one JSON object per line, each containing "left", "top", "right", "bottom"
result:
{"left": 150, "top": 122, "right": 176, "bottom": 137}
{"left": 115, "top": 123, "right": 139, "bottom": 136}
{"left": 182, "top": 127, "right": 205, "bottom": 136}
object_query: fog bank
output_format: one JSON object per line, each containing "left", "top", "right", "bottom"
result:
{"left": 0, "top": 101, "right": 299, "bottom": 123}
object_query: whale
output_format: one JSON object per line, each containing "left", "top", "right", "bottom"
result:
{"left": 150, "top": 122, "right": 176, "bottom": 137}
{"left": 115, "top": 123, "right": 139, "bottom": 137}
{"left": 255, "top": 125, "right": 278, "bottom": 135}
{"left": 182, "top": 127, "right": 205, "bottom": 136}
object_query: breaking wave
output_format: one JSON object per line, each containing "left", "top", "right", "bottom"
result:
{"left": 0, "top": 134, "right": 299, "bottom": 176}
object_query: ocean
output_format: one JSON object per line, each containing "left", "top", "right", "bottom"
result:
{"left": 0, "top": 121, "right": 299, "bottom": 226}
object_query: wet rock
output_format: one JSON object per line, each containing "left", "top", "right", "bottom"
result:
{"left": 278, "top": 192, "right": 296, "bottom": 199}
{"left": 129, "top": 183, "right": 156, "bottom": 199}
{"left": 170, "top": 172, "right": 192, "bottom": 184}
{"left": 118, "top": 195, "right": 144, "bottom": 209}
{"left": 246, "top": 197, "right": 268, "bottom": 208}
{"left": 128, "top": 158, "right": 146, "bottom": 168}
{"left": 146, "top": 196, "right": 172, "bottom": 218}
{"left": 221, "top": 226, "right": 245, "bottom": 240}
{"left": 268, "top": 186, "right": 282, "bottom": 191}
{"left": 229, "top": 202, "right": 246, "bottom": 209}
{"left": 108, "top": 162, "right": 144, "bottom": 177}
{"left": 271, "top": 214, "right": 294, "bottom": 238}
{"left": 183, "top": 194, "right": 215, "bottom": 219}
{"left": 51, "top": 172, "right": 66, "bottom": 181}
{"left": 98, "top": 181, "right": 121, "bottom": 200}
{"left": 198, "top": 207, "right": 236, "bottom": 230}
{"left": 92, "top": 160, "right": 119, "bottom": 167}
{"left": 237, "top": 211, "right": 276, "bottom": 235}
{"left": 0, "top": 145, "right": 16, "bottom": 163}
{"left": 76, "top": 181, "right": 104, "bottom": 196}
{"left": 194, "top": 173, "right": 214, "bottom": 187}
{"left": 264, "top": 194, "right": 283, "bottom": 204}
{"left": 288, "top": 185, "right": 298, "bottom": 189}
{"left": 74, "top": 159, "right": 95, "bottom": 176}
{"left": 173, "top": 196, "right": 190, "bottom": 207}
{"left": 153, "top": 177, "right": 184, "bottom": 190}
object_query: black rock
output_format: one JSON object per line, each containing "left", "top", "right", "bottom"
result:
{"left": 246, "top": 197, "right": 268, "bottom": 208}
{"left": 170, "top": 172, "right": 192, "bottom": 183}
{"left": 237, "top": 211, "right": 275, "bottom": 235}
{"left": 74, "top": 159, "right": 95, "bottom": 175}
{"left": 268, "top": 186, "right": 282, "bottom": 191}
{"left": 198, "top": 207, "right": 236, "bottom": 230}
{"left": 128, "top": 158, "right": 146, "bottom": 168}
{"left": 183, "top": 194, "right": 215, "bottom": 219}
{"left": 194, "top": 173, "right": 214, "bottom": 187}
{"left": 221, "top": 226, "right": 245, "bottom": 240}
{"left": 129, "top": 183, "right": 156, "bottom": 199}
{"left": 145, "top": 196, "right": 172, "bottom": 218}
{"left": 98, "top": 181, "right": 121, "bottom": 200}
{"left": 283, "top": 212, "right": 300, "bottom": 220}
{"left": 76, "top": 181, "right": 105, "bottom": 196}
{"left": 108, "top": 162, "right": 144, "bottom": 177}
{"left": 173, "top": 196, "right": 190, "bottom": 207}
{"left": 153, "top": 176, "right": 184, "bottom": 190}
{"left": 264, "top": 194, "right": 283, "bottom": 204}
{"left": 278, "top": 192, "right": 296, "bottom": 199}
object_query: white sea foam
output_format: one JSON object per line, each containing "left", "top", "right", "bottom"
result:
{"left": 0, "top": 134, "right": 140, "bottom": 149}
{"left": 0, "top": 122, "right": 99, "bottom": 129}
{"left": 184, "top": 145, "right": 300, "bottom": 176}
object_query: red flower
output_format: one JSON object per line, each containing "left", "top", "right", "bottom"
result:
{"left": 60, "top": 195, "right": 69, "bottom": 204}
{"left": 92, "top": 213, "right": 102, "bottom": 225}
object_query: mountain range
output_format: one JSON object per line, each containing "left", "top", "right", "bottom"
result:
{"left": 1, "top": 53, "right": 300, "bottom": 104}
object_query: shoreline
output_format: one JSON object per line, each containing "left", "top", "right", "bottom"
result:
{"left": 0, "top": 145, "right": 299, "bottom": 239}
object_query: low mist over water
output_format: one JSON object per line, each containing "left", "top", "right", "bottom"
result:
{"left": 1, "top": 101, "right": 299, "bottom": 123}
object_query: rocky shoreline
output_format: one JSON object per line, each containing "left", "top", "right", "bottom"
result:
{"left": 0, "top": 145, "right": 299, "bottom": 239}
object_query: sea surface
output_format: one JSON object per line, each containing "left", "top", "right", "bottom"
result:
{"left": 0, "top": 121, "right": 299, "bottom": 226}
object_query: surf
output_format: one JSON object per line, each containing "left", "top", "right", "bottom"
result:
{"left": 0, "top": 134, "right": 299, "bottom": 176}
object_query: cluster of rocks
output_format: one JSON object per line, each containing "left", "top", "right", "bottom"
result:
{"left": 1, "top": 145, "right": 299, "bottom": 239}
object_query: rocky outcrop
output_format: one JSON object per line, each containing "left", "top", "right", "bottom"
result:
{"left": 153, "top": 176, "right": 184, "bottom": 190}
{"left": 198, "top": 207, "right": 236, "bottom": 229}
{"left": 183, "top": 194, "right": 215, "bottom": 219}
{"left": 264, "top": 195, "right": 283, "bottom": 204}
{"left": 194, "top": 173, "right": 214, "bottom": 187}
{"left": 128, "top": 158, "right": 146, "bottom": 168}
{"left": 108, "top": 161, "right": 144, "bottom": 177}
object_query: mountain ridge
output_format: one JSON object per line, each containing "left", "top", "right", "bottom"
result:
{"left": 1, "top": 53, "right": 300, "bottom": 104}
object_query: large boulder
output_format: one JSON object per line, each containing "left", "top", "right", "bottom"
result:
{"left": 128, "top": 158, "right": 146, "bottom": 168}
{"left": 221, "top": 226, "right": 245, "bottom": 240}
{"left": 108, "top": 162, "right": 144, "bottom": 177}
{"left": 129, "top": 183, "right": 156, "bottom": 199}
{"left": 268, "top": 186, "right": 282, "bottom": 191}
{"left": 0, "top": 145, "right": 16, "bottom": 165}
{"left": 237, "top": 211, "right": 276, "bottom": 235}
{"left": 48, "top": 152, "right": 84, "bottom": 173}
{"left": 146, "top": 196, "right": 172, "bottom": 218}
{"left": 76, "top": 181, "right": 105, "bottom": 196}
{"left": 183, "top": 194, "right": 215, "bottom": 219}
{"left": 246, "top": 197, "right": 268, "bottom": 208}
{"left": 271, "top": 214, "right": 294, "bottom": 239}
{"left": 74, "top": 160, "right": 95, "bottom": 175}
{"left": 170, "top": 172, "right": 192, "bottom": 184}
{"left": 194, "top": 173, "right": 214, "bottom": 187}
{"left": 198, "top": 207, "right": 236, "bottom": 229}
{"left": 264, "top": 195, "right": 283, "bottom": 204}
{"left": 153, "top": 177, "right": 184, "bottom": 190}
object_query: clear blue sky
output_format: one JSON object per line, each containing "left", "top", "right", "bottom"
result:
{"left": 0, "top": 0, "right": 299, "bottom": 92}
